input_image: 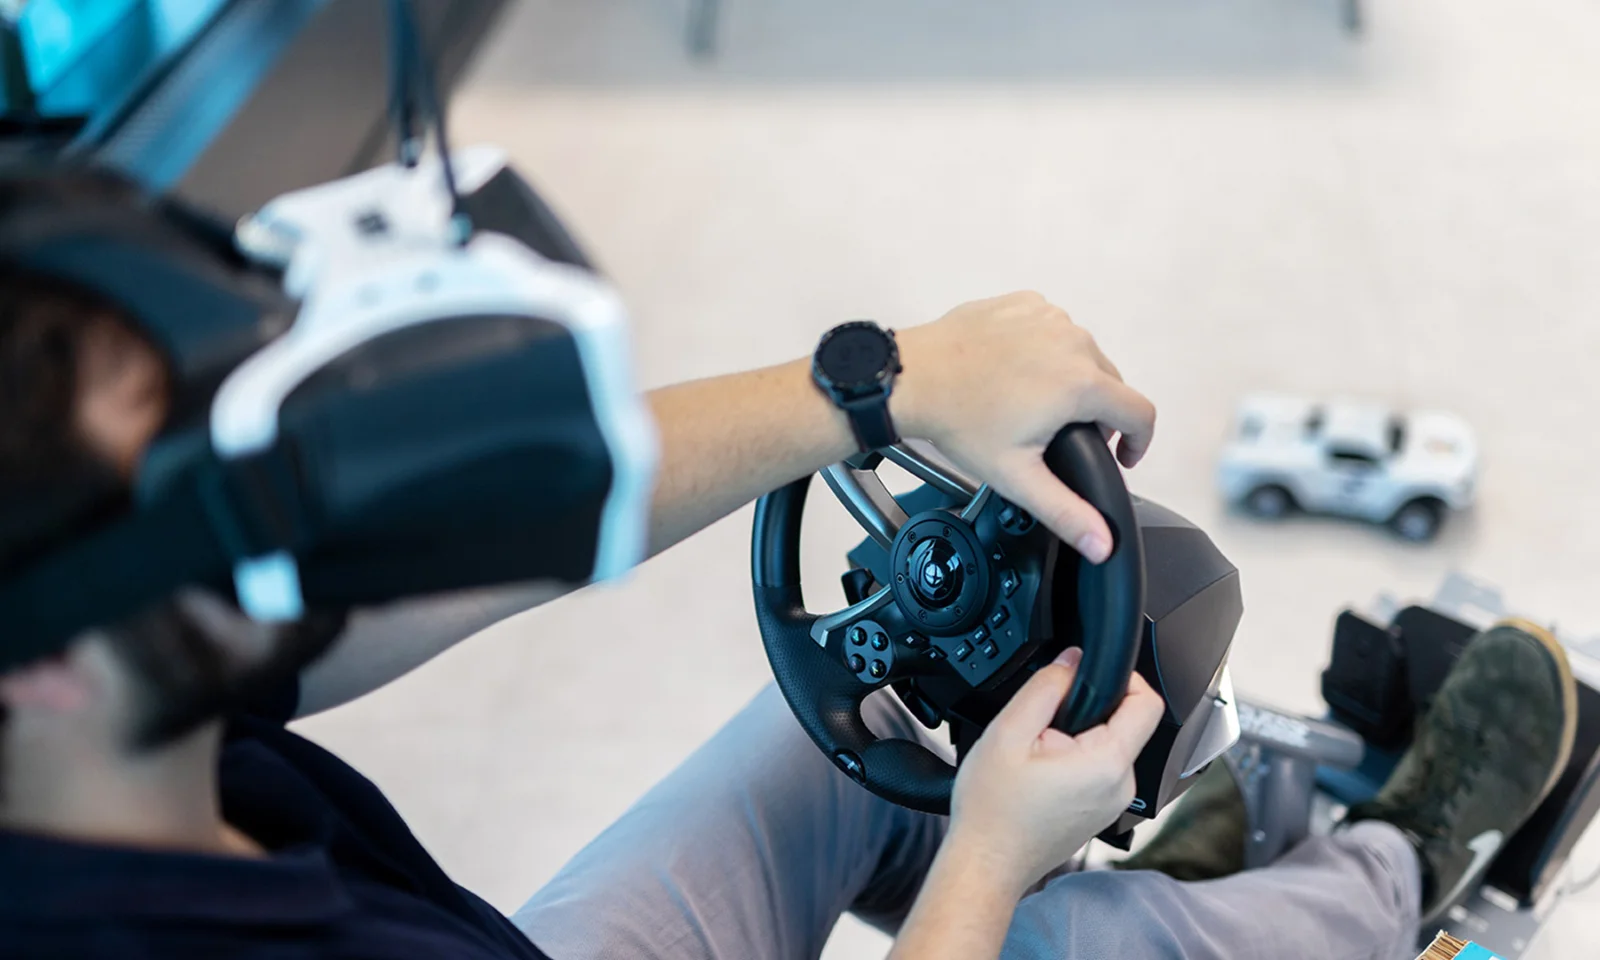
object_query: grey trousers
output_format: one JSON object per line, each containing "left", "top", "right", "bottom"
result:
{"left": 513, "top": 685, "right": 1421, "bottom": 960}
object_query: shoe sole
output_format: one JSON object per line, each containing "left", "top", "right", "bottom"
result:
{"left": 1497, "top": 618, "right": 1579, "bottom": 806}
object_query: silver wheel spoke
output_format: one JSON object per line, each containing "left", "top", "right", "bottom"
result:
{"left": 810, "top": 585, "right": 895, "bottom": 648}
{"left": 882, "top": 441, "right": 978, "bottom": 499}
{"left": 822, "top": 463, "right": 909, "bottom": 550}
{"left": 959, "top": 484, "right": 993, "bottom": 523}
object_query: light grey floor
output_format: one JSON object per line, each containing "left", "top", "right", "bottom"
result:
{"left": 292, "top": 0, "right": 1600, "bottom": 956}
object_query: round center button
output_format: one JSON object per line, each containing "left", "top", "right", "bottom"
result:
{"left": 890, "top": 512, "right": 990, "bottom": 634}
{"left": 907, "top": 537, "right": 964, "bottom": 608}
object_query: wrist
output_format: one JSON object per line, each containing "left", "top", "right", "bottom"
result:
{"left": 788, "top": 357, "right": 862, "bottom": 462}
{"left": 891, "top": 824, "right": 1025, "bottom": 960}
{"left": 887, "top": 327, "right": 934, "bottom": 442}
{"left": 939, "top": 821, "right": 1035, "bottom": 902}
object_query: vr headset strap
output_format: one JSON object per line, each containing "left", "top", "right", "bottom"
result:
{"left": 0, "top": 485, "right": 232, "bottom": 669}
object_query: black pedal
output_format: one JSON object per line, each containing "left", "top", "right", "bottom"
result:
{"left": 1322, "top": 610, "right": 1411, "bottom": 748}
{"left": 1391, "top": 606, "right": 1478, "bottom": 710}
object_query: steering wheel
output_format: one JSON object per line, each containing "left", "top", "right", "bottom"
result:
{"left": 751, "top": 424, "right": 1146, "bottom": 815}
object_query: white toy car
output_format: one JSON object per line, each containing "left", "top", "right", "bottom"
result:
{"left": 1216, "top": 396, "right": 1478, "bottom": 541}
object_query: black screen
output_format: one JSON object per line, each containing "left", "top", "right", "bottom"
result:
{"left": 819, "top": 327, "right": 890, "bottom": 387}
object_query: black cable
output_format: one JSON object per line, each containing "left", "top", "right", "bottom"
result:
{"left": 388, "top": 0, "right": 471, "bottom": 243}
{"left": 402, "top": 5, "right": 465, "bottom": 234}
{"left": 388, "top": 0, "right": 420, "bottom": 166}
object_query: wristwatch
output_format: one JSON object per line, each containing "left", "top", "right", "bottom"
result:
{"left": 812, "top": 320, "right": 902, "bottom": 452}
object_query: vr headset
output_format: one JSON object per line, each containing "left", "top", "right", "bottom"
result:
{"left": 0, "top": 147, "right": 657, "bottom": 670}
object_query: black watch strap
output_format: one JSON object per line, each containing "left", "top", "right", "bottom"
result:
{"left": 843, "top": 394, "right": 899, "bottom": 451}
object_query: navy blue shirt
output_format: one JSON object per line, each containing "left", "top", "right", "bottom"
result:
{"left": 0, "top": 686, "right": 553, "bottom": 960}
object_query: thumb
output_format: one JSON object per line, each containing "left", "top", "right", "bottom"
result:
{"left": 990, "top": 647, "right": 1082, "bottom": 750}
{"left": 1000, "top": 457, "right": 1113, "bottom": 564}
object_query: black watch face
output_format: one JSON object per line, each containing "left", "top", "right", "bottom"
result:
{"left": 818, "top": 326, "right": 893, "bottom": 388}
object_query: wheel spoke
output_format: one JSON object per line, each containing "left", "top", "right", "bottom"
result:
{"left": 959, "top": 484, "right": 992, "bottom": 523}
{"left": 810, "top": 585, "right": 895, "bottom": 649}
{"left": 822, "top": 463, "right": 909, "bottom": 550}
{"left": 882, "top": 441, "right": 978, "bottom": 499}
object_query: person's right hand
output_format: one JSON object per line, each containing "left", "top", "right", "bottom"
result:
{"left": 891, "top": 292, "right": 1155, "bottom": 564}
{"left": 945, "top": 647, "right": 1167, "bottom": 895}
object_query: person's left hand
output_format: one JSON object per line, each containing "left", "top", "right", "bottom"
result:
{"left": 945, "top": 647, "right": 1167, "bottom": 895}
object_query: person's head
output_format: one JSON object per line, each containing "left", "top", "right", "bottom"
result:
{"left": 0, "top": 170, "right": 334, "bottom": 794}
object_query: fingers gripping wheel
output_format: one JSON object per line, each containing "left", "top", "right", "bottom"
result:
{"left": 751, "top": 425, "right": 1146, "bottom": 814}
{"left": 1042, "top": 426, "right": 1147, "bottom": 735}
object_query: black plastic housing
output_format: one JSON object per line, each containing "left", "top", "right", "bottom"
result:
{"left": 280, "top": 313, "right": 611, "bottom": 601}
{"left": 1322, "top": 611, "right": 1411, "bottom": 748}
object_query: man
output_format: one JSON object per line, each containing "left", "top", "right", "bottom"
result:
{"left": 0, "top": 169, "right": 1579, "bottom": 960}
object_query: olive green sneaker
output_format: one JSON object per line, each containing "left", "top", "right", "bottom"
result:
{"left": 1112, "top": 760, "right": 1247, "bottom": 881}
{"left": 1347, "top": 620, "right": 1578, "bottom": 925}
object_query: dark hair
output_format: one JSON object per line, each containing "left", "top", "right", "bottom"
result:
{"left": 0, "top": 265, "right": 143, "bottom": 791}
{"left": 0, "top": 171, "right": 171, "bottom": 788}
{"left": 0, "top": 166, "right": 157, "bottom": 575}
{"left": 0, "top": 268, "right": 139, "bottom": 575}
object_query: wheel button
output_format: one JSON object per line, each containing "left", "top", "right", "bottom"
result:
{"left": 869, "top": 659, "right": 887, "bottom": 679}
{"left": 905, "top": 633, "right": 927, "bottom": 648}
{"left": 1001, "top": 569, "right": 1019, "bottom": 597}
{"left": 971, "top": 625, "right": 990, "bottom": 645}
{"left": 990, "top": 544, "right": 1006, "bottom": 563}
{"left": 849, "top": 654, "right": 866, "bottom": 672}
{"left": 988, "top": 607, "right": 1009, "bottom": 629}
{"left": 871, "top": 632, "right": 889, "bottom": 651}
{"left": 999, "top": 503, "right": 1035, "bottom": 534}
{"left": 953, "top": 641, "right": 974, "bottom": 661}
{"left": 924, "top": 646, "right": 946, "bottom": 661}
{"left": 981, "top": 640, "right": 999, "bottom": 659}
{"left": 834, "top": 750, "right": 865, "bottom": 783}
{"left": 849, "top": 626, "right": 867, "bottom": 646}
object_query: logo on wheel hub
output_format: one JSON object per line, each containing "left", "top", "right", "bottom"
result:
{"left": 907, "top": 537, "right": 963, "bottom": 608}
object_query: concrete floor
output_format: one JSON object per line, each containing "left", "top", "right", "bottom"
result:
{"left": 292, "top": 0, "right": 1600, "bottom": 956}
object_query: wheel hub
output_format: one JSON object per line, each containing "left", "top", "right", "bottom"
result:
{"left": 889, "top": 513, "right": 990, "bottom": 634}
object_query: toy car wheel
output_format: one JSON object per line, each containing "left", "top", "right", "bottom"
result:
{"left": 1390, "top": 499, "right": 1443, "bottom": 542}
{"left": 1244, "top": 485, "right": 1294, "bottom": 519}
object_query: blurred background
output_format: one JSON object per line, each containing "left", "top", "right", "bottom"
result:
{"left": 9, "top": 1, "right": 1600, "bottom": 957}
